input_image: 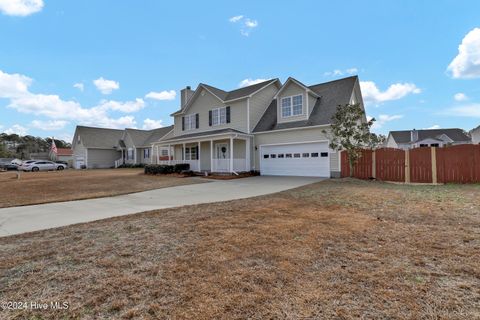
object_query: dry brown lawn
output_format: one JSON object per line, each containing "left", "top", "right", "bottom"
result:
{"left": 0, "top": 169, "right": 202, "bottom": 208}
{"left": 0, "top": 179, "right": 479, "bottom": 319}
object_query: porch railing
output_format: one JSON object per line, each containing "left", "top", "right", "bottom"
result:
{"left": 114, "top": 158, "right": 122, "bottom": 168}
{"left": 157, "top": 158, "right": 247, "bottom": 173}
{"left": 212, "top": 158, "right": 247, "bottom": 173}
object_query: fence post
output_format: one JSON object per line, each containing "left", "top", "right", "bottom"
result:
{"left": 372, "top": 150, "right": 376, "bottom": 179}
{"left": 405, "top": 149, "right": 410, "bottom": 183}
{"left": 431, "top": 147, "right": 437, "bottom": 184}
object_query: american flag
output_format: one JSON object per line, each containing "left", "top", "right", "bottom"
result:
{"left": 51, "top": 138, "right": 58, "bottom": 154}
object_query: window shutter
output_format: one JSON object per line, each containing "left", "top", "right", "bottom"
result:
{"left": 209, "top": 110, "right": 212, "bottom": 126}
{"left": 196, "top": 113, "right": 199, "bottom": 129}
{"left": 196, "top": 146, "right": 199, "bottom": 160}
{"left": 182, "top": 116, "right": 185, "bottom": 131}
{"left": 226, "top": 106, "right": 231, "bottom": 123}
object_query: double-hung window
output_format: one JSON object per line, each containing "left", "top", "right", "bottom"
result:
{"left": 183, "top": 114, "right": 197, "bottom": 131}
{"left": 281, "top": 95, "right": 303, "bottom": 118}
{"left": 143, "top": 148, "right": 150, "bottom": 159}
{"left": 212, "top": 107, "right": 227, "bottom": 126}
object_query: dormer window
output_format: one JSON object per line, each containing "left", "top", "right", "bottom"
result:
{"left": 281, "top": 95, "right": 303, "bottom": 118}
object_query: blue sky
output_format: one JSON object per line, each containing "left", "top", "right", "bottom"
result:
{"left": 1, "top": 0, "right": 480, "bottom": 142}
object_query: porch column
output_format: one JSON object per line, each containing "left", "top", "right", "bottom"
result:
{"left": 198, "top": 141, "right": 201, "bottom": 171}
{"left": 245, "top": 138, "right": 250, "bottom": 171}
{"left": 134, "top": 148, "right": 137, "bottom": 164}
{"left": 150, "top": 147, "right": 153, "bottom": 164}
{"left": 168, "top": 144, "right": 171, "bottom": 165}
{"left": 156, "top": 145, "right": 159, "bottom": 164}
{"left": 230, "top": 137, "right": 234, "bottom": 173}
{"left": 210, "top": 140, "right": 213, "bottom": 172}
{"left": 121, "top": 149, "right": 124, "bottom": 165}
{"left": 183, "top": 143, "right": 186, "bottom": 161}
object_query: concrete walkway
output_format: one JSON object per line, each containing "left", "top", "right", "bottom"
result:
{"left": 0, "top": 176, "right": 323, "bottom": 237}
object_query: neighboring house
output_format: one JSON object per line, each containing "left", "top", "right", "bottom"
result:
{"left": 386, "top": 128, "right": 471, "bottom": 149}
{"left": 72, "top": 126, "right": 124, "bottom": 169}
{"left": 470, "top": 125, "right": 480, "bottom": 144}
{"left": 49, "top": 148, "right": 74, "bottom": 166}
{"left": 151, "top": 76, "right": 364, "bottom": 177}
{"left": 120, "top": 127, "right": 173, "bottom": 165}
{"left": 71, "top": 125, "right": 173, "bottom": 169}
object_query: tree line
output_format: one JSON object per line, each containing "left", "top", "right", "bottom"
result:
{"left": 0, "top": 133, "right": 71, "bottom": 159}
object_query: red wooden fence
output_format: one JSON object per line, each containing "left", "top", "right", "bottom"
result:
{"left": 341, "top": 144, "right": 480, "bottom": 184}
{"left": 409, "top": 147, "right": 432, "bottom": 183}
{"left": 375, "top": 148, "right": 405, "bottom": 182}
{"left": 341, "top": 149, "right": 372, "bottom": 179}
{"left": 436, "top": 144, "right": 480, "bottom": 183}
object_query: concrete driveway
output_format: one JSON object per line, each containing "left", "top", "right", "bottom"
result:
{"left": 0, "top": 176, "right": 323, "bottom": 237}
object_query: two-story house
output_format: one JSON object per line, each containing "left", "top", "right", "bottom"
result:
{"left": 151, "top": 75, "right": 364, "bottom": 177}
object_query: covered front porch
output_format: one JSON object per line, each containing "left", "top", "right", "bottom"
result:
{"left": 154, "top": 131, "right": 252, "bottom": 173}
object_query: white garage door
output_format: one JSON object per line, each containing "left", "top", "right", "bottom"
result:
{"left": 260, "top": 142, "right": 330, "bottom": 177}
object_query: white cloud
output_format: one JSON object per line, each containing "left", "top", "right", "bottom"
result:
{"left": 447, "top": 28, "right": 480, "bottom": 79}
{"left": 0, "top": 69, "right": 142, "bottom": 129}
{"left": 145, "top": 90, "right": 176, "bottom": 100}
{"left": 238, "top": 78, "right": 269, "bottom": 88}
{"left": 31, "top": 120, "right": 68, "bottom": 130}
{"left": 229, "top": 15, "right": 258, "bottom": 36}
{"left": 324, "top": 68, "right": 358, "bottom": 77}
{"left": 73, "top": 82, "right": 84, "bottom": 92}
{"left": 454, "top": 92, "right": 468, "bottom": 101}
{"left": 444, "top": 104, "right": 480, "bottom": 118}
{"left": 370, "top": 114, "right": 403, "bottom": 130}
{"left": 97, "top": 98, "right": 145, "bottom": 113}
{"left": 229, "top": 15, "right": 243, "bottom": 22}
{"left": 360, "top": 81, "right": 421, "bottom": 104}
{"left": 142, "top": 118, "right": 163, "bottom": 130}
{"left": 5, "top": 124, "right": 28, "bottom": 135}
{"left": 93, "top": 77, "right": 119, "bottom": 94}
{"left": 0, "top": 0, "right": 43, "bottom": 16}
{"left": 0, "top": 69, "right": 32, "bottom": 98}
{"left": 426, "top": 125, "right": 441, "bottom": 129}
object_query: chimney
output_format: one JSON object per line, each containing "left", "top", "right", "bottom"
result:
{"left": 411, "top": 129, "right": 418, "bottom": 142}
{"left": 180, "top": 86, "right": 194, "bottom": 108}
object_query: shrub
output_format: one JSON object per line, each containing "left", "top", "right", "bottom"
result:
{"left": 118, "top": 163, "right": 145, "bottom": 168}
{"left": 173, "top": 163, "right": 190, "bottom": 173}
{"left": 144, "top": 163, "right": 191, "bottom": 175}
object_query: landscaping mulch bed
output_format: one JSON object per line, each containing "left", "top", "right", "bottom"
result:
{"left": 0, "top": 179, "right": 479, "bottom": 319}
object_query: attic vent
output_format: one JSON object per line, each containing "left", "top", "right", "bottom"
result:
{"left": 201, "top": 90, "right": 206, "bottom": 96}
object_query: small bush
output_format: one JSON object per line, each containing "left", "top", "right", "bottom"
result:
{"left": 173, "top": 163, "right": 190, "bottom": 173}
{"left": 144, "top": 163, "right": 191, "bottom": 175}
{"left": 118, "top": 163, "right": 145, "bottom": 168}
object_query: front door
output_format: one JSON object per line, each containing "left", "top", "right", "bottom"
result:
{"left": 215, "top": 143, "right": 229, "bottom": 159}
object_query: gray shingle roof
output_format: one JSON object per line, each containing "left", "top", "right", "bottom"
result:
{"left": 253, "top": 76, "right": 357, "bottom": 132}
{"left": 160, "top": 128, "right": 247, "bottom": 143}
{"left": 75, "top": 126, "right": 124, "bottom": 149}
{"left": 125, "top": 126, "right": 174, "bottom": 147}
{"left": 390, "top": 128, "right": 471, "bottom": 144}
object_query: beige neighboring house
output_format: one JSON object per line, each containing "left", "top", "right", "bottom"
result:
{"left": 119, "top": 127, "right": 173, "bottom": 165}
{"left": 49, "top": 148, "right": 74, "bottom": 166}
{"left": 72, "top": 126, "right": 124, "bottom": 169}
{"left": 470, "top": 125, "right": 480, "bottom": 144}
{"left": 151, "top": 76, "right": 364, "bottom": 177}
{"left": 385, "top": 128, "right": 471, "bottom": 150}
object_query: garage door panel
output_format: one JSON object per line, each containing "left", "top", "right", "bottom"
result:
{"left": 260, "top": 142, "right": 330, "bottom": 177}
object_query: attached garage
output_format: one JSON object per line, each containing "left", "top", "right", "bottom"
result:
{"left": 259, "top": 142, "right": 330, "bottom": 177}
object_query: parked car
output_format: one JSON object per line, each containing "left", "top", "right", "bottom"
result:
{"left": 0, "top": 163, "right": 18, "bottom": 171}
{"left": 55, "top": 161, "right": 69, "bottom": 167}
{"left": 21, "top": 160, "right": 66, "bottom": 172}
